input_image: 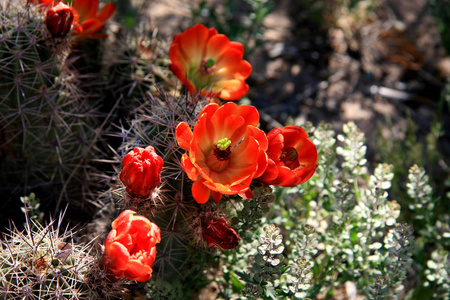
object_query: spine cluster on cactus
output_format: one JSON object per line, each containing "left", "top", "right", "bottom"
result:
{"left": 0, "top": 0, "right": 105, "bottom": 219}
{"left": 0, "top": 210, "right": 117, "bottom": 299}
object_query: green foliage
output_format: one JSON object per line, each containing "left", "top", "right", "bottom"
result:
{"left": 376, "top": 112, "right": 447, "bottom": 223}
{"left": 20, "top": 193, "right": 44, "bottom": 224}
{"left": 217, "top": 121, "right": 431, "bottom": 299}
{"left": 428, "top": 0, "right": 450, "bottom": 53}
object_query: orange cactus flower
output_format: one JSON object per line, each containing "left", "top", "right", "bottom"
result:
{"left": 175, "top": 102, "right": 268, "bottom": 204}
{"left": 103, "top": 210, "right": 161, "bottom": 282}
{"left": 169, "top": 24, "right": 252, "bottom": 101}
{"left": 120, "top": 146, "right": 164, "bottom": 199}
{"left": 45, "top": 2, "right": 74, "bottom": 38}
{"left": 202, "top": 217, "right": 241, "bottom": 249}
{"left": 260, "top": 126, "right": 318, "bottom": 187}
{"left": 70, "top": 0, "right": 116, "bottom": 39}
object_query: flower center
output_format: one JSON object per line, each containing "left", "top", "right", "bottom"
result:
{"left": 280, "top": 147, "right": 299, "bottom": 169}
{"left": 214, "top": 138, "right": 232, "bottom": 161}
{"left": 199, "top": 58, "right": 216, "bottom": 76}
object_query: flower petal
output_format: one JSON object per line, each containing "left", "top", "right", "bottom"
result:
{"left": 73, "top": 0, "right": 99, "bottom": 21}
{"left": 192, "top": 178, "right": 212, "bottom": 204}
{"left": 124, "top": 259, "right": 153, "bottom": 282}
{"left": 96, "top": 2, "right": 116, "bottom": 22}
{"left": 175, "top": 122, "right": 193, "bottom": 150}
{"left": 106, "top": 242, "right": 130, "bottom": 271}
{"left": 180, "top": 154, "right": 200, "bottom": 181}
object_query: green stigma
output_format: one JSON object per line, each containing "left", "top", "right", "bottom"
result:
{"left": 217, "top": 138, "right": 231, "bottom": 150}
{"left": 205, "top": 58, "right": 215, "bottom": 69}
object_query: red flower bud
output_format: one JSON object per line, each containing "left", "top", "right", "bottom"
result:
{"left": 120, "top": 146, "right": 164, "bottom": 199}
{"left": 202, "top": 217, "right": 241, "bottom": 250}
{"left": 45, "top": 2, "right": 74, "bottom": 38}
{"left": 103, "top": 210, "right": 161, "bottom": 282}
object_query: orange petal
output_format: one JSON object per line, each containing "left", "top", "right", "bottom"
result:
{"left": 96, "top": 2, "right": 116, "bottom": 22}
{"left": 175, "top": 122, "right": 193, "bottom": 150}
{"left": 216, "top": 79, "right": 250, "bottom": 100}
{"left": 80, "top": 19, "right": 102, "bottom": 35}
{"left": 180, "top": 154, "right": 200, "bottom": 181}
{"left": 254, "top": 147, "right": 268, "bottom": 179}
{"left": 73, "top": 0, "right": 98, "bottom": 21}
{"left": 206, "top": 34, "right": 231, "bottom": 59}
{"left": 169, "top": 45, "right": 189, "bottom": 73}
{"left": 175, "top": 24, "right": 211, "bottom": 65}
{"left": 192, "top": 178, "right": 212, "bottom": 204}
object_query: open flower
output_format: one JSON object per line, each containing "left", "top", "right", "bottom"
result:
{"left": 103, "top": 210, "right": 161, "bottom": 282}
{"left": 202, "top": 217, "right": 241, "bottom": 249}
{"left": 70, "top": 0, "right": 116, "bottom": 39}
{"left": 260, "top": 126, "right": 318, "bottom": 187}
{"left": 169, "top": 24, "right": 252, "bottom": 101}
{"left": 175, "top": 102, "right": 268, "bottom": 203}
{"left": 45, "top": 2, "right": 74, "bottom": 38}
{"left": 120, "top": 146, "right": 164, "bottom": 199}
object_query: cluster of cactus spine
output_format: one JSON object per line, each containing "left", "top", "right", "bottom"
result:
{"left": 0, "top": 205, "right": 127, "bottom": 299}
{"left": 0, "top": 0, "right": 107, "bottom": 217}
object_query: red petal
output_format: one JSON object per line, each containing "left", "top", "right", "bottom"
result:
{"left": 192, "top": 179, "right": 212, "bottom": 204}
{"left": 212, "top": 190, "right": 222, "bottom": 203}
{"left": 106, "top": 242, "right": 130, "bottom": 271}
{"left": 123, "top": 259, "right": 152, "bottom": 282}
{"left": 73, "top": 0, "right": 98, "bottom": 21}
{"left": 96, "top": 2, "right": 116, "bottom": 22}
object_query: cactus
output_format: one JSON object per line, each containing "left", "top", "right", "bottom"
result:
{"left": 0, "top": 0, "right": 107, "bottom": 220}
{"left": 102, "top": 25, "right": 174, "bottom": 115}
{"left": 0, "top": 206, "right": 128, "bottom": 299}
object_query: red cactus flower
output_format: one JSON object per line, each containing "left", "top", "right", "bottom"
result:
{"left": 169, "top": 24, "right": 252, "bottom": 101}
{"left": 70, "top": 0, "right": 116, "bottom": 39}
{"left": 175, "top": 102, "right": 268, "bottom": 204}
{"left": 103, "top": 210, "right": 161, "bottom": 282}
{"left": 202, "top": 217, "right": 241, "bottom": 249}
{"left": 45, "top": 2, "right": 74, "bottom": 38}
{"left": 120, "top": 146, "right": 164, "bottom": 199}
{"left": 260, "top": 126, "right": 318, "bottom": 187}
{"left": 29, "top": 0, "right": 115, "bottom": 39}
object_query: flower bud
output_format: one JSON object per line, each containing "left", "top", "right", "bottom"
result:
{"left": 45, "top": 2, "right": 74, "bottom": 38}
{"left": 202, "top": 217, "right": 241, "bottom": 250}
{"left": 120, "top": 146, "right": 164, "bottom": 199}
{"left": 103, "top": 210, "right": 161, "bottom": 282}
